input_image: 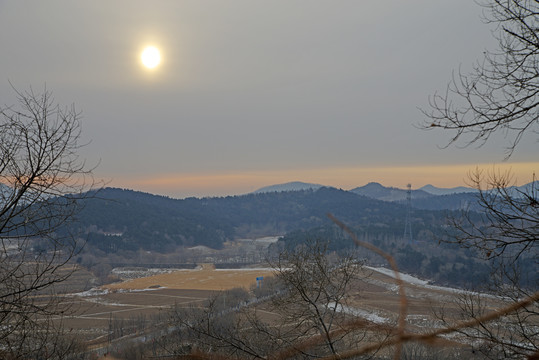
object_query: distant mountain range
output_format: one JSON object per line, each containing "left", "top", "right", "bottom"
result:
{"left": 253, "top": 181, "right": 323, "bottom": 193}
{"left": 419, "top": 184, "right": 477, "bottom": 196}
{"left": 253, "top": 181, "right": 477, "bottom": 202}
{"left": 39, "top": 179, "right": 534, "bottom": 254}
{"left": 254, "top": 180, "right": 536, "bottom": 201}
{"left": 250, "top": 180, "right": 537, "bottom": 212}
{"left": 349, "top": 182, "right": 432, "bottom": 202}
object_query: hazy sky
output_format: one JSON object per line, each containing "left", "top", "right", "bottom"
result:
{"left": 1, "top": 1, "right": 537, "bottom": 198}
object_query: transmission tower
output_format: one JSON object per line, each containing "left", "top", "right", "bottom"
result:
{"left": 403, "top": 183, "right": 413, "bottom": 242}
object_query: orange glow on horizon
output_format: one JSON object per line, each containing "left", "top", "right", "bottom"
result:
{"left": 106, "top": 162, "right": 538, "bottom": 198}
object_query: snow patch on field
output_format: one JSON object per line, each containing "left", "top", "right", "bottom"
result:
{"left": 72, "top": 288, "right": 110, "bottom": 297}
{"left": 115, "top": 287, "right": 163, "bottom": 293}
{"left": 329, "top": 302, "right": 390, "bottom": 324}
{"left": 215, "top": 267, "right": 276, "bottom": 272}
{"left": 342, "top": 306, "right": 389, "bottom": 324}
{"left": 366, "top": 266, "right": 430, "bottom": 286}
{"left": 236, "top": 236, "right": 280, "bottom": 244}
{"left": 366, "top": 266, "right": 498, "bottom": 298}
{"left": 111, "top": 267, "right": 190, "bottom": 280}
{"left": 71, "top": 287, "right": 161, "bottom": 298}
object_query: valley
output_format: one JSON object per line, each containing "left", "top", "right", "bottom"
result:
{"left": 58, "top": 259, "right": 517, "bottom": 358}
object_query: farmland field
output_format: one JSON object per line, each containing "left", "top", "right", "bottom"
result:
{"left": 56, "top": 263, "right": 513, "bottom": 355}
{"left": 104, "top": 263, "right": 274, "bottom": 291}
{"left": 55, "top": 264, "right": 275, "bottom": 349}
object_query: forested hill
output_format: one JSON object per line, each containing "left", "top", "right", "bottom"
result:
{"left": 75, "top": 187, "right": 453, "bottom": 252}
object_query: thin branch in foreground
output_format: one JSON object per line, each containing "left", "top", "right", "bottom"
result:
{"left": 326, "top": 214, "right": 539, "bottom": 360}
{"left": 327, "top": 213, "right": 408, "bottom": 360}
{"left": 324, "top": 291, "right": 539, "bottom": 360}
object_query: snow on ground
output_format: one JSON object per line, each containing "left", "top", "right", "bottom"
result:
{"left": 366, "top": 266, "right": 430, "bottom": 286}
{"left": 366, "top": 266, "right": 497, "bottom": 298}
{"left": 253, "top": 236, "right": 280, "bottom": 243}
{"left": 188, "top": 245, "right": 214, "bottom": 251}
{"left": 71, "top": 288, "right": 110, "bottom": 297}
{"left": 329, "top": 302, "right": 390, "bottom": 324}
{"left": 111, "top": 267, "right": 195, "bottom": 280}
{"left": 70, "top": 286, "right": 162, "bottom": 298}
{"left": 236, "top": 236, "right": 280, "bottom": 243}
{"left": 214, "top": 267, "right": 276, "bottom": 272}
{"left": 341, "top": 305, "right": 389, "bottom": 324}
{"left": 112, "top": 266, "right": 274, "bottom": 280}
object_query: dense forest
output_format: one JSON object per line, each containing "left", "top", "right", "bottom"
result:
{"left": 57, "top": 184, "right": 535, "bottom": 290}
{"left": 74, "top": 186, "right": 457, "bottom": 251}
{"left": 61, "top": 186, "right": 529, "bottom": 289}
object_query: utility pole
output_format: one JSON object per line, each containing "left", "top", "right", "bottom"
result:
{"left": 403, "top": 183, "right": 413, "bottom": 242}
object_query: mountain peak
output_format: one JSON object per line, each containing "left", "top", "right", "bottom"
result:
{"left": 252, "top": 181, "right": 323, "bottom": 194}
{"left": 419, "top": 184, "right": 476, "bottom": 196}
{"left": 349, "top": 183, "right": 432, "bottom": 202}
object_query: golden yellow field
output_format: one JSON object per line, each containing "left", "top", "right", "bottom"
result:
{"left": 104, "top": 264, "right": 274, "bottom": 291}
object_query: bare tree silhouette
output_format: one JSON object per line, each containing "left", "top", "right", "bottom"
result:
{"left": 0, "top": 87, "right": 98, "bottom": 358}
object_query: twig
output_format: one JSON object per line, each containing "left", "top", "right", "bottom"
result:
{"left": 327, "top": 213, "right": 408, "bottom": 360}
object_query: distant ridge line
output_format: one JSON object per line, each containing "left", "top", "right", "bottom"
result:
{"left": 252, "top": 181, "right": 324, "bottom": 194}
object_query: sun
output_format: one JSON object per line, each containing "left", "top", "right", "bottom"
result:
{"left": 141, "top": 46, "right": 161, "bottom": 69}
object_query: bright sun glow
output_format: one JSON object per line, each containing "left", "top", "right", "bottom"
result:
{"left": 141, "top": 46, "right": 161, "bottom": 69}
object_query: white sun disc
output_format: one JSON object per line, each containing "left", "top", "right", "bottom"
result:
{"left": 141, "top": 46, "right": 161, "bottom": 69}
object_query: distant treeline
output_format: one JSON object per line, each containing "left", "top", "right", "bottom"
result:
{"left": 73, "top": 187, "right": 458, "bottom": 253}
{"left": 61, "top": 186, "right": 538, "bottom": 289}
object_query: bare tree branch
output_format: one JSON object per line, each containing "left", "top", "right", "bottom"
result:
{"left": 421, "top": 0, "right": 539, "bottom": 158}
{"left": 0, "top": 87, "right": 99, "bottom": 358}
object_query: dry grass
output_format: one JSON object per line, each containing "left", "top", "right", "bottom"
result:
{"left": 104, "top": 264, "right": 274, "bottom": 291}
{"left": 57, "top": 260, "right": 534, "bottom": 358}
